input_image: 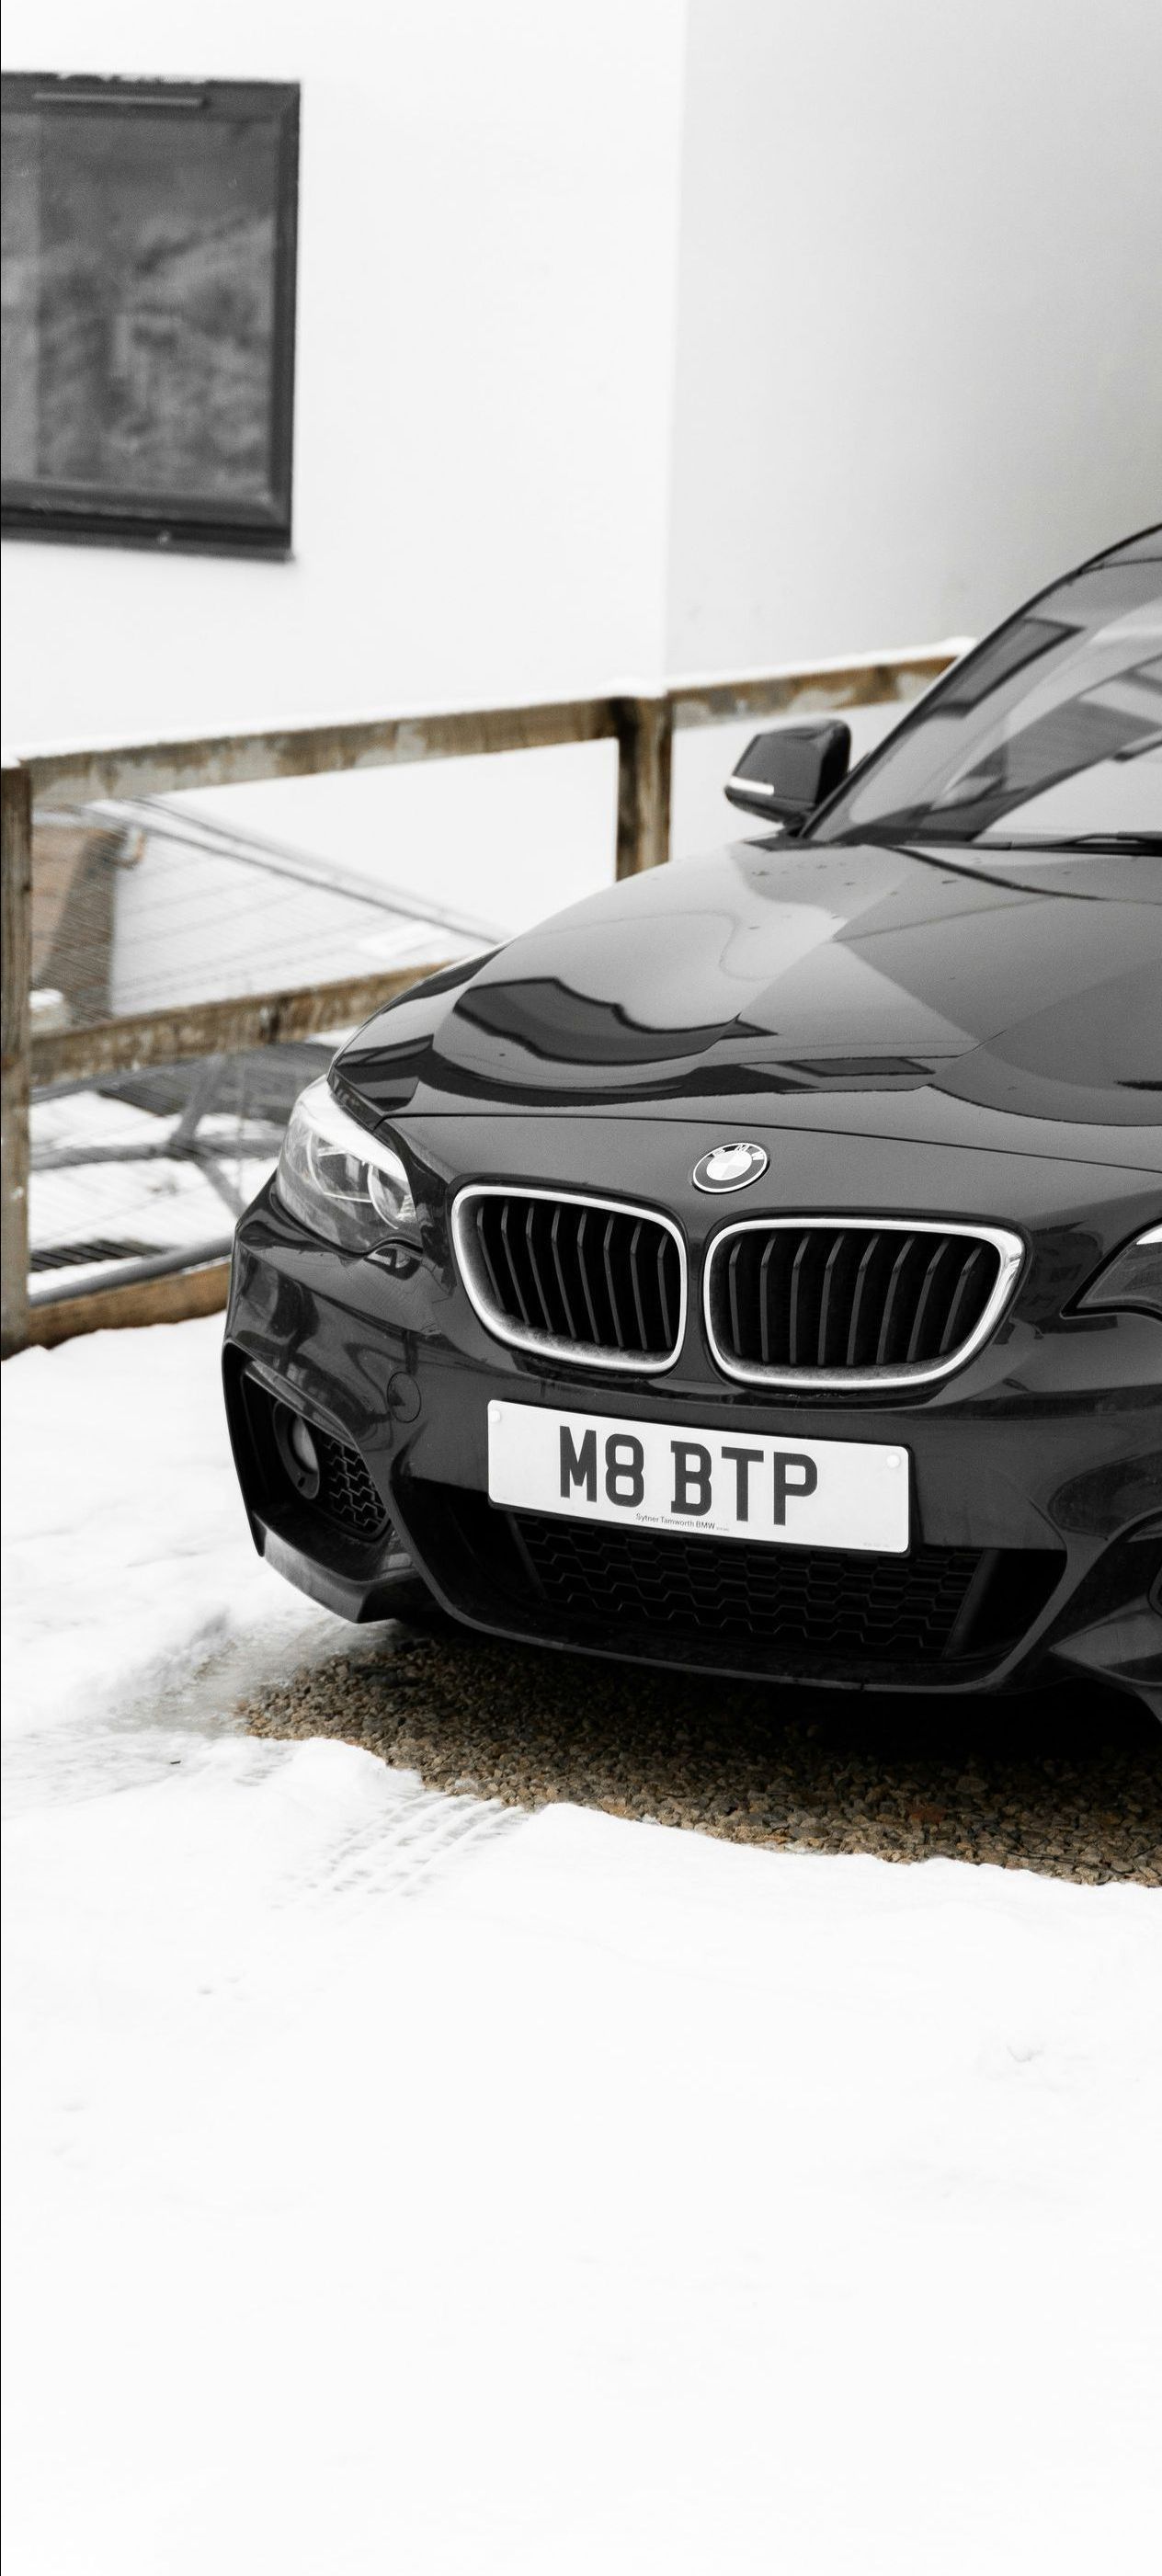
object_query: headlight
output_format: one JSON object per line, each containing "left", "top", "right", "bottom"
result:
{"left": 1077, "top": 1224, "right": 1162, "bottom": 1322}
{"left": 274, "top": 1078, "right": 419, "bottom": 1255}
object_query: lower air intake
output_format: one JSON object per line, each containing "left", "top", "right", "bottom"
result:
{"left": 401, "top": 1485, "right": 1065, "bottom": 1678}
{"left": 242, "top": 1370, "right": 390, "bottom": 1544}
{"left": 515, "top": 1514, "right": 980, "bottom": 1660}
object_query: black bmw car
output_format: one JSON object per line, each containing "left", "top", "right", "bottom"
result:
{"left": 224, "top": 530, "right": 1162, "bottom": 1719}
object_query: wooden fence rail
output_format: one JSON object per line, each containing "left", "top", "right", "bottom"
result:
{"left": 1, "top": 643, "right": 961, "bottom": 1355}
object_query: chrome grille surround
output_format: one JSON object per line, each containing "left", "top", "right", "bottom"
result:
{"left": 452, "top": 1185, "right": 688, "bottom": 1373}
{"left": 703, "top": 1215, "right": 1025, "bottom": 1392}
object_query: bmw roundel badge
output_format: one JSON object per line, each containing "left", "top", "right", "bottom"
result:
{"left": 691, "top": 1141, "right": 769, "bottom": 1193}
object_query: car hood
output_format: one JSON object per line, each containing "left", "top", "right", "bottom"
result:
{"left": 336, "top": 839, "right": 1162, "bottom": 1168}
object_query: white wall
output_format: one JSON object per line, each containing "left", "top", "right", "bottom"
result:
{"left": 1, "top": 0, "right": 687, "bottom": 749}
{"left": 5, "top": 0, "right": 1160, "bottom": 911}
{"left": 666, "top": 0, "right": 1162, "bottom": 673}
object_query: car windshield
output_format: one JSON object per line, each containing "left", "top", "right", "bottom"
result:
{"left": 811, "top": 540, "right": 1162, "bottom": 851}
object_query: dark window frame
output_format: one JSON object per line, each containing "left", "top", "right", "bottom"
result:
{"left": 1, "top": 73, "right": 299, "bottom": 559}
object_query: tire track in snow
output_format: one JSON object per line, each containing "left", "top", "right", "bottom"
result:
{"left": 283, "top": 1776, "right": 526, "bottom": 1916}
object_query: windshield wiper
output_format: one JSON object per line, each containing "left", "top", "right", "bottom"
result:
{"left": 1012, "top": 832, "right": 1162, "bottom": 854}
{"left": 818, "top": 838, "right": 1111, "bottom": 901}
{"left": 825, "top": 827, "right": 1162, "bottom": 855}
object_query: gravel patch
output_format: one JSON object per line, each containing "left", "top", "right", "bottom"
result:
{"left": 242, "top": 1619, "right": 1162, "bottom": 1886}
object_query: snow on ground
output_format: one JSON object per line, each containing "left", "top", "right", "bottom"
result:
{"left": 3, "top": 1317, "right": 1161, "bottom": 2574}
{"left": 1, "top": 1316, "right": 350, "bottom": 1761}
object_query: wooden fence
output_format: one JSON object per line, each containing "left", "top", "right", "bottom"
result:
{"left": 1, "top": 643, "right": 961, "bottom": 1355}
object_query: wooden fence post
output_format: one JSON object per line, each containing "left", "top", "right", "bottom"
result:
{"left": 613, "top": 694, "right": 674, "bottom": 878}
{"left": 2, "top": 761, "right": 33, "bottom": 1359}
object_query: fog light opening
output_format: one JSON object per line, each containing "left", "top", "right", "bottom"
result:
{"left": 273, "top": 1401, "right": 322, "bottom": 1500}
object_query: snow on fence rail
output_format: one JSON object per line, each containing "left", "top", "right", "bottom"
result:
{"left": 1, "top": 644, "right": 961, "bottom": 1356}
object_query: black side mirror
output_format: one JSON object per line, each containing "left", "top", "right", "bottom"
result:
{"left": 724, "top": 720, "right": 851, "bottom": 827}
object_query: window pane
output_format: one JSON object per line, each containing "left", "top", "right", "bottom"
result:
{"left": 2, "top": 97, "right": 285, "bottom": 510}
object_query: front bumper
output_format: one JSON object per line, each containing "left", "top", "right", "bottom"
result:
{"left": 223, "top": 1120, "right": 1162, "bottom": 1713}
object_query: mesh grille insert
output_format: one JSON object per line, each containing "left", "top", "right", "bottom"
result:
{"left": 313, "top": 1425, "right": 390, "bottom": 1541}
{"left": 708, "top": 1222, "right": 1008, "bottom": 1378}
{"left": 512, "top": 1513, "right": 980, "bottom": 1661}
{"left": 460, "top": 1191, "right": 683, "bottom": 1362}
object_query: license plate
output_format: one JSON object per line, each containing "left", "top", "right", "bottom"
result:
{"left": 487, "top": 1402, "right": 910, "bottom": 1555}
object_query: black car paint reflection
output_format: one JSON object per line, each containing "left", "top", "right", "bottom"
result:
{"left": 225, "top": 530, "right": 1162, "bottom": 1716}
